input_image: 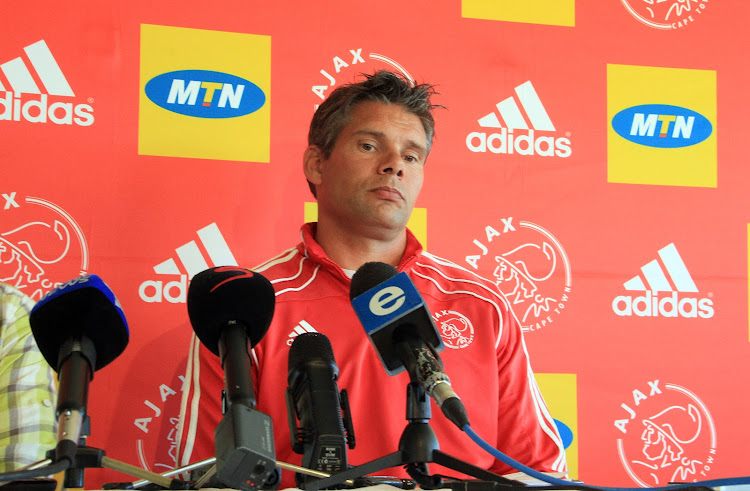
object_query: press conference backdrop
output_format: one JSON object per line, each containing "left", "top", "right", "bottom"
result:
{"left": 2, "top": 0, "right": 746, "bottom": 488}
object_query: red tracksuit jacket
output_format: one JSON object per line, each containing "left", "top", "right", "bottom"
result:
{"left": 178, "top": 223, "right": 566, "bottom": 489}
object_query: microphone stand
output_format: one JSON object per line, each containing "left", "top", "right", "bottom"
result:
{"left": 124, "top": 457, "right": 216, "bottom": 489}
{"left": 186, "top": 457, "right": 359, "bottom": 489}
{"left": 59, "top": 414, "right": 90, "bottom": 489}
{"left": 305, "top": 382, "right": 520, "bottom": 491}
{"left": 46, "top": 444, "right": 192, "bottom": 490}
{"left": 42, "top": 412, "right": 191, "bottom": 490}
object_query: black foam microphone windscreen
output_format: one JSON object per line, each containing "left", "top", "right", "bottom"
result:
{"left": 349, "top": 261, "right": 399, "bottom": 300}
{"left": 187, "top": 266, "right": 275, "bottom": 356}
{"left": 30, "top": 275, "right": 128, "bottom": 371}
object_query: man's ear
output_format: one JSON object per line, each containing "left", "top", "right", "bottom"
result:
{"left": 303, "top": 145, "right": 324, "bottom": 186}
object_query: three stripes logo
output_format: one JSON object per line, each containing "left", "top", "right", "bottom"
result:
{"left": 612, "top": 243, "right": 714, "bottom": 318}
{"left": 0, "top": 40, "right": 94, "bottom": 126}
{"left": 138, "top": 223, "right": 238, "bottom": 303}
{"left": 286, "top": 320, "right": 319, "bottom": 346}
{"left": 466, "top": 80, "right": 571, "bottom": 158}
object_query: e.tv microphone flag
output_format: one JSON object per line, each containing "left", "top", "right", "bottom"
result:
{"left": 350, "top": 262, "right": 444, "bottom": 375}
{"left": 350, "top": 262, "right": 469, "bottom": 429}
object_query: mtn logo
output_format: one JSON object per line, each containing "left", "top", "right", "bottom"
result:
{"left": 0, "top": 40, "right": 94, "bottom": 126}
{"left": 145, "top": 69, "right": 265, "bottom": 119}
{"left": 612, "top": 104, "right": 712, "bottom": 148}
{"left": 466, "top": 81, "right": 571, "bottom": 158}
{"left": 286, "top": 320, "right": 319, "bottom": 346}
{"left": 138, "top": 223, "right": 238, "bottom": 303}
{"left": 612, "top": 243, "right": 714, "bottom": 318}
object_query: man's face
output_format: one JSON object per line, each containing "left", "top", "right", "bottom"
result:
{"left": 307, "top": 101, "right": 428, "bottom": 237}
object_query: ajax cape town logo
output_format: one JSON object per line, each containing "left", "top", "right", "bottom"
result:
{"left": 620, "top": 0, "right": 711, "bottom": 30}
{"left": 0, "top": 193, "right": 89, "bottom": 301}
{"left": 612, "top": 104, "right": 712, "bottom": 148}
{"left": 463, "top": 217, "right": 571, "bottom": 332}
{"left": 309, "top": 49, "right": 413, "bottom": 111}
{"left": 432, "top": 310, "right": 474, "bottom": 349}
{"left": 615, "top": 380, "right": 717, "bottom": 486}
{"left": 132, "top": 373, "right": 186, "bottom": 474}
{"left": 145, "top": 70, "right": 265, "bottom": 118}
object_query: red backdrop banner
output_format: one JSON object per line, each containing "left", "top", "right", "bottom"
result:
{"left": 2, "top": 1, "right": 747, "bottom": 487}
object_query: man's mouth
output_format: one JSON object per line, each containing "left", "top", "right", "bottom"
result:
{"left": 372, "top": 186, "right": 403, "bottom": 201}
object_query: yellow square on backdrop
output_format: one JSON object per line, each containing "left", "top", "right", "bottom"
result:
{"left": 462, "top": 0, "right": 575, "bottom": 27}
{"left": 305, "top": 203, "right": 428, "bottom": 250}
{"left": 535, "top": 373, "right": 578, "bottom": 479}
{"left": 607, "top": 64, "right": 717, "bottom": 188}
{"left": 139, "top": 24, "right": 271, "bottom": 162}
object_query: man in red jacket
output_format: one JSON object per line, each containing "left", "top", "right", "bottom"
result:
{"left": 179, "top": 70, "right": 566, "bottom": 489}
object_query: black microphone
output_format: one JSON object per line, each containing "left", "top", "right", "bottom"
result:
{"left": 286, "top": 333, "right": 354, "bottom": 487}
{"left": 187, "top": 266, "right": 277, "bottom": 491}
{"left": 350, "top": 262, "right": 470, "bottom": 429}
{"left": 29, "top": 275, "right": 129, "bottom": 464}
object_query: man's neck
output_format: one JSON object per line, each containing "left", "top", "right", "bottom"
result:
{"left": 314, "top": 220, "right": 407, "bottom": 271}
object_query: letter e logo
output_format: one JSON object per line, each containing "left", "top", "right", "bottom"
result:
{"left": 369, "top": 286, "right": 405, "bottom": 316}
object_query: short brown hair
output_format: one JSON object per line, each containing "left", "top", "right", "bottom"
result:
{"left": 306, "top": 70, "right": 439, "bottom": 197}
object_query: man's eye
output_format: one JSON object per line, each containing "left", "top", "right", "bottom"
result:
{"left": 361, "top": 143, "right": 375, "bottom": 151}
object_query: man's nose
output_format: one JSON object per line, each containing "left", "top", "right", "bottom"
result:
{"left": 378, "top": 149, "right": 404, "bottom": 177}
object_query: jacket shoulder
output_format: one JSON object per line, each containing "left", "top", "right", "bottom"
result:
{"left": 411, "top": 251, "right": 497, "bottom": 288}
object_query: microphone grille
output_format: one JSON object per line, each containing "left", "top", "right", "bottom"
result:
{"left": 288, "top": 332, "right": 335, "bottom": 370}
{"left": 349, "top": 261, "right": 398, "bottom": 300}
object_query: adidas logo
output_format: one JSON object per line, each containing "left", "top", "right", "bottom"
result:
{"left": 466, "top": 81, "right": 571, "bottom": 157}
{"left": 138, "top": 223, "right": 238, "bottom": 303}
{"left": 612, "top": 243, "right": 714, "bottom": 318}
{"left": 0, "top": 40, "right": 94, "bottom": 126}
{"left": 286, "top": 320, "right": 318, "bottom": 346}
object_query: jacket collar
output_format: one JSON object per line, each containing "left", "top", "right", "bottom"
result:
{"left": 297, "top": 222, "right": 424, "bottom": 279}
